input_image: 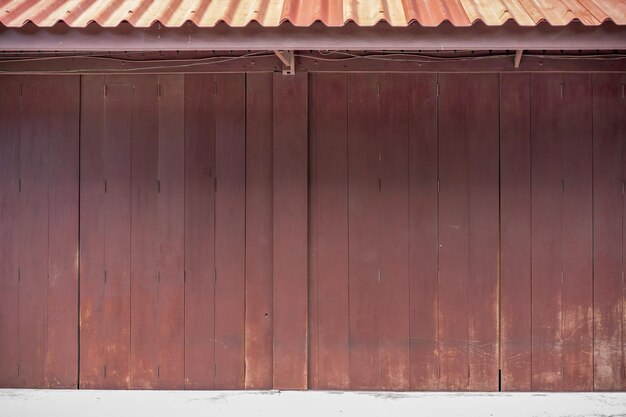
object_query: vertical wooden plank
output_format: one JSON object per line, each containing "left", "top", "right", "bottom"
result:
{"left": 561, "top": 73, "right": 593, "bottom": 391}
{"left": 348, "top": 73, "right": 381, "bottom": 390}
{"left": 378, "top": 73, "right": 410, "bottom": 390}
{"left": 46, "top": 75, "right": 80, "bottom": 388}
{"left": 531, "top": 73, "right": 563, "bottom": 391}
{"left": 245, "top": 73, "right": 274, "bottom": 389}
{"left": 500, "top": 73, "right": 532, "bottom": 391}
{"left": 407, "top": 73, "right": 439, "bottom": 391}
{"left": 214, "top": 73, "right": 246, "bottom": 389}
{"left": 308, "top": 74, "right": 320, "bottom": 390}
{"left": 130, "top": 76, "right": 160, "bottom": 389}
{"left": 622, "top": 73, "right": 626, "bottom": 393}
{"left": 18, "top": 77, "right": 51, "bottom": 388}
{"left": 79, "top": 75, "right": 107, "bottom": 388}
{"left": 0, "top": 76, "right": 21, "bottom": 388}
{"left": 309, "top": 73, "right": 350, "bottom": 389}
{"left": 155, "top": 75, "right": 185, "bottom": 389}
{"left": 184, "top": 74, "right": 216, "bottom": 389}
{"left": 467, "top": 74, "right": 500, "bottom": 391}
{"left": 437, "top": 73, "right": 470, "bottom": 390}
{"left": 592, "top": 73, "right": 624, "bottom": 391}
{"left": 103, "top": 78, "right": 133, "bottom": 389}
{"left": 272, "top": 72, "right": 308, "bottom": 389}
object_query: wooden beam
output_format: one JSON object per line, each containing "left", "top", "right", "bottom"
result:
{"left": 515, "top": 50, "right": 523, "bottom": 68}
{"left": 1, "top": 52, "right": 626, "bottom": 74}
{"left": 273, "top": 50, "right": 295, "bottom": 75}
{"left": 1, "top": 21, "right": 625, "bottom": 52}
{"left": 273, "top": 50, "right": 290, "bottom": 66}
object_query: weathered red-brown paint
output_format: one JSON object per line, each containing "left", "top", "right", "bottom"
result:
{"left": 530, "top": 74, "right": 595, "bottom": 391}
{"left": 437, "top": 74, "right": 500, "bottom": 391}
{"left": 531, "top": 73, "right": 565, "bottom": 391}
{"left": 0, "top": 76, "right": 21, "bottom": 388}
{"left": 81, "top": 76, "right": 187, "bottom": 389}
{"left": 309, "top": 73, "right": 350, "bottom": 390}
{"left": 407, "top": 73, "right": 439, "bottom": 391}
{"left": 155, "top": 75, "right": 186, "bottom": 389}
{"left": 592, "top": 73, "right": 624, "bottom": 391}
{"left": 45, "top": 76, "right": 80, "bottom": 388}
{"left": 214, "top": 74, "right": 246, "bottom": 389}
{"left": 244, "top": 73, "right": 274, "bottom": 390}
{"left": 468, "top": 74, "right": 500, "bottom": 391}
{"left": 79, "top": 75, "right": 107, "bottom": 389}
{"left": 348, "top": 73, "right": 382, "bottom": 390}
{"left": 2, "top": 72, "right": 626, "bottom": 391}
{"left": 0, "top": 76, "right": 79, "bottom": 389}
{"left": 130, "top": 76, "right": 160, "bottom": 389}
{"left": 622, "top": 73, "right": 626, "bottom": 394}
{"left": 101, "top": 80, "right": 133, "bottom": 389}
{"left": 500, "top": 73, "right": 532, "bottom": 391}
{"left": 272, "top": 72, "right": 309, "bottom": 390}
{"left": 310, "top": 73, "right": 440, "bottom": 391}
{"left": 184, "top": 75, "right": 217, "bottom": 389}
{"left": 25, "top": 77, "right": 78, "bottom": 388}
{"left": 438, "top": 73, "right": 472, "bottom": 390}
{"left": 378, "top": 73, "right": 412, "bottom": 390}
{"left": 561, "top": 73, "right": 593, "bottom": 391}
{"left": 18, "top": 77, "right": 53, "bottom": 388}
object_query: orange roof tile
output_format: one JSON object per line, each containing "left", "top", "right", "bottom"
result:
{"left": 0, "top": 0, "right": 624, "bottom": 28}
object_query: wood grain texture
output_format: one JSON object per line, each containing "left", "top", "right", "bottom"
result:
{"left": 244, "top": 73, "right": 274, "bottom": 389}
{"left": 531, "top": 73, "right": 563, "bottom": 391}
{"left": 18, "top": 77, "right": 52, "bottom": 388}
{"left": 561, "top": 74, "right": 593, "bottom": 391}
{"left": 0, "top": 76, "right": 21, "bottom": 388}
{"left": 438, "top": 74, "right": 471, "bottom": 390}
{"left": 214, "top": 74, "right": 246, "bottom": 389}
{"left": 622, "top": 73, "right": 626, "bottom": 393}
{"left": 407, "top": 73, "right": 439, "bottom": 390}
{"left": 348, "top": 74, "right": 381, "bottom": 390}
{"left": 5, "top": 72, "right": 626, "bottom": 392}
{"left": 155, "top": 75, "right": 185, "bottom": 389}
{"left": 378, "top": 73, "right": 411, "bottom": 390}
{"left": 466, "top": 74, "right": 499, "bottom": 391}
{"left": 102, "top": 78, "right": 133, "bottom": 389}
{"left": 184, "top": 74, "right": 216, "bottom": 389}
{"left": 592, "top": 73, "right": 624, "bottom": 391}
{"left": 130, "top": 76, "right": 160, "bottom": 389}
{"left": 500, "top": 73, "right": 532, "bottom": 391}
{"left": 79, "top": 75, "right": 107, "bottom": 388}
{"left": 437, "top": 74, "right": 499, "bottom": 390}
{"left": 272, "top": 72, "right": 308, "bottom": 389}
{"left": 15, "top": 77, "right": 80, "bottom": 388}
{"left": 309, "top": 73, "right": 350, "bottom": 389}
{"left": 45, "top": 76, "right": 80, "bottom": 388}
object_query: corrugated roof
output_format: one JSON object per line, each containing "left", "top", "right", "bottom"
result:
{"left": 0, "top": 0, "right": 624, "bottom": 28}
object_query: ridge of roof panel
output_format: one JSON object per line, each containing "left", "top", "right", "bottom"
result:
{"left": 0, "top": 0, "right": 624, "bottom": 27}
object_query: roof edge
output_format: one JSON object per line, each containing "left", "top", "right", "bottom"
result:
{"left": 3, "top": 15, "right": 624, "bottom": 29}
{"left": 1, "top": 20, "right": 625, "bottom": 52}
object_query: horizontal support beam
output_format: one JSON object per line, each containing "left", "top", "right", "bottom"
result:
{"left": 1, "top": 21, "right": 625, "bottom": 52}
{"left": 1, "top": 52, "right": 626, "bottom": 74}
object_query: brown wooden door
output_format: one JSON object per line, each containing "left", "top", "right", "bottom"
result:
{"left": 308, "top": 73, "right": 500, "bottom": 390}
{"left": 0, "top": 76, "right": 80, "bottom": 388}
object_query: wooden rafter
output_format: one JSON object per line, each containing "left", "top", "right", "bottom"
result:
{"left": 515, "top": 49, "right": 523, "bottom": 68}
{"left": 273, "top": 50, "right": 295, "bottom": 75}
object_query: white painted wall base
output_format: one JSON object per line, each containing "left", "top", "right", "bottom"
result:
{"left": 1, "top": 389, "right": 625, "bottom": 417}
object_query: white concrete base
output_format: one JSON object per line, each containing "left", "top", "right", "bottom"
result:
{"left": 1, "top": 389, "right": 626, "bottom": 417}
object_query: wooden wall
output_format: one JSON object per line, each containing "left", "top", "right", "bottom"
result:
{"left": 0, "top": 76, "right": 79, "bottom": 388}
{"left": 78, "top": 73, "right": 308, "bottom": 390}
{"left": 0, "top": 73, "right": 625, "bottom": 391}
